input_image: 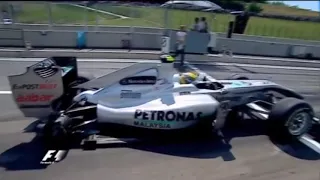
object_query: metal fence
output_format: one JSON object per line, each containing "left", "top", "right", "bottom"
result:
{"left": 1, "top": 1, "right": 320, "bottom": 41}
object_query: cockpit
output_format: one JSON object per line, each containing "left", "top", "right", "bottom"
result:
{"left": 194, "top": 81, "right": 224, "bottom": 90}
{"left": 172, "top": 72, "right": 224, "bottom": 91}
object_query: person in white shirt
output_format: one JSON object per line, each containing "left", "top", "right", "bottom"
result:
{"left": 199, "top": 17, "right": 208, "bottom": 33}
{"left": 191, "top": 17, "right": 200, "bottom": 31}
{"left": 175, "top": 25, "right": 187, "bottom": 66}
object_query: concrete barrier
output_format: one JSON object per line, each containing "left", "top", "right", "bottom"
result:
{"left": 3, "top": 23, "right": 319, "bottom": 46}
{"left": 216, "top": 38, "right": 291, "bottom": 57}
{"left": 0, "top": 29, "right": 162, "bottom": 50}
{"left": 24, "top": 30, "right": 77, "bottom": 48}
{"left": 86, "top": 31, "right": 129, "bottom": 49}
{"left": 131, "top": 33, "right": 162, "bottom": 50}
{"left": 217, "top": 33, "right": 320, "bottom": 47}
{"left": 0, "top": 28, "right": 24, "bottom": 47}
{"left": 0, "top": 24, "right": 320, "bottom": 59}
{"left": 0, "top": 23, "right": 164, "bottom": 34}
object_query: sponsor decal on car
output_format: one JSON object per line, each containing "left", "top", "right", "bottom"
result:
{"left": 179, "top": 91, "right": 191, "bottom": 95}
{"left": 133, "top": 121, "right": 171, "bottom": 129}
{"left": 12, "top": 83, "right": 57, "bottom": 90}
{"left": 16, "top": 94, "right": 54, "bottom": 102}
{"left": 34, "top": 58, "right": 55, "bottom": 69}
{"left": 32, "top": 59, "right": 59, "bottom": 78}
{"left": 120, "top": 76, "right": 157, "bottom": 85}
{"left": 133, "top": 110, "right": 203, "bottom": 129}
{"left": 120, "top": 90, "right": 141, "bottom": 99}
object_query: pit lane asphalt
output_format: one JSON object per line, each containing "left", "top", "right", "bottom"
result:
{"left": 0, "top": 60, "right": 319, "bottom": 180}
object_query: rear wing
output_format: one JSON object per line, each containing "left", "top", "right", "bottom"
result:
{"left": 8, "top": 57, "right": 78, "bottom": 118}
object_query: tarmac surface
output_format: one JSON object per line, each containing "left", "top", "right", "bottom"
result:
{"left": 0, "top": 59, "right": 319, "bottom": 180}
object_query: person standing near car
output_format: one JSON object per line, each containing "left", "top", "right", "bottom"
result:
{"left": 175, "top": 25, "right": 187, "bottom": 67}
{"left": 199, "top": 17, "right": 208, "bottom": 33}
{"left": 191, "top": 17, "right": 200, "bottom": 31}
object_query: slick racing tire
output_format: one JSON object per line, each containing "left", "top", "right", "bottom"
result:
{"left": 267, "top": 98, "right": 313, "bottom": 143}
{"left": 228, "top": 73, "right": 249, "bottom": 80}
{"left": 225, "top": 108, "right": 243, "bottom": 129}
{"left": 68, "top": 72, "right": 95, "bottom": 99}
{"left": 43, "top": 115, "right": 73, "bottom": 149}
{"left": 69, "top": 72, "right": 95, "bottom": 88}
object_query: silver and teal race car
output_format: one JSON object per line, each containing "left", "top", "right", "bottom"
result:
{"left": 7, "top": 56, "right": 320, "bottom": 152}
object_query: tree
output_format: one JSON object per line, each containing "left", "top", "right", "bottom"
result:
{"left": 210, "top": 0, "right": 267, "bottom": 4}
{"left": 211, "top": 0, "right": 245, "bottom": 11}
{"left": 246, "top": 3, "right": 263, "bottom": 13}
{"left": 268, "top": 1, "right": 286, "bottom": 6}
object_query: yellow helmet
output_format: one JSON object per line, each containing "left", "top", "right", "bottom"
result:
{"left": 160, "top": 55, "right": 175, "bottom": 63}
{"left": 179, "top": 71, "right": 199, "bottom": 84}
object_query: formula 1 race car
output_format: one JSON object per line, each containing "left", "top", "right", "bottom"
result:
{"left": 8, "top": 56, "right": 320, "bottom": 151}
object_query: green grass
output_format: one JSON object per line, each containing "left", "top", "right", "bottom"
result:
{"left": 14, "top": 2, "right": 118, "bottom": 24}
{"left": 245, "top": 17, "right": 320, "bottom": 40}
{"left": 92, "top": 4, "right": 320, "bottom": 41}
{"left": 260, "top": 3, "right": 320, "bottom": 17}
{"left": 92, "top": 4, "right": 232, "bottom": 32}
{"left": 11, "top": 2, "right": 320, "bottom": 41}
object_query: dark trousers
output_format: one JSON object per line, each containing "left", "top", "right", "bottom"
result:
{"left": 173, "top": 48, "right": 185, "bottom": 66}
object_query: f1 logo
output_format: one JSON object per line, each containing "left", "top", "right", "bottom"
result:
{"left": 40, "top": 150, "right": 66, "bottom": 164}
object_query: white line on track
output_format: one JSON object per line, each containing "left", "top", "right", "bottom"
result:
{"left": 0, "top": 58, "right": 319, "bottom": 71}
{"left": 299, "top": 134, "right": 320, "bottom": 154}
{"left": 66, "top": 4, "right": 129, "bottom": 19}
{"left": 208, "top": 54, "right": 320, "bottom": 64}
{"left": 0, "top": 91, "right": 11, "bottom": 94}
{"left": 0, "top": 58, "right": 157, "bottom": 63}
{"left": 203, "top": 62, "right": 320, "bottom": 71}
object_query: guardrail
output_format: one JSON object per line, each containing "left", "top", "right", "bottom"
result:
{"left": 2, "top": 23, "right": 320, "bottom": 47}
{"left": 0, "top": 24, "right": 320, "bottom": 59}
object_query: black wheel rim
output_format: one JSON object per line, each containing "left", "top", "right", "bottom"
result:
{"left": 286, "top": 110, "right": 310, "bottom": 136}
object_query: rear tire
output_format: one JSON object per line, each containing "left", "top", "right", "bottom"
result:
{"left": 69, "top": 72, "right": 95, "bottom": 89}
{"left": 53, "top": 72, "right": 95, "bottom": 110}
{"left": 225, "top": 108, "right": 243, "bottom": 129}
{"left": 43, "top": 115, "right": 71, "bottom": 149}
{"left": 267, "top": 98, "right": 313, "bottom": 143}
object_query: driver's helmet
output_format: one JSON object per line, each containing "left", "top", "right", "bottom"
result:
{"left": 160, "top": 54, "right": 175, "bottom": 63}
{"left": 179, "top": 71, "right": 199, "bottom": 84}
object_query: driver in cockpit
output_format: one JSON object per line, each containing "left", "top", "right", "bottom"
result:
{"left": 178, "top": 71, "right": 206, "bottom": 84}
{"left": 160, "top": 54, "right": 207, "bottom": 84}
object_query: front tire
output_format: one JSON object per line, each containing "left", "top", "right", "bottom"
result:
{"left": 267, "top": 98, "right": 313, "bottom": 142}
